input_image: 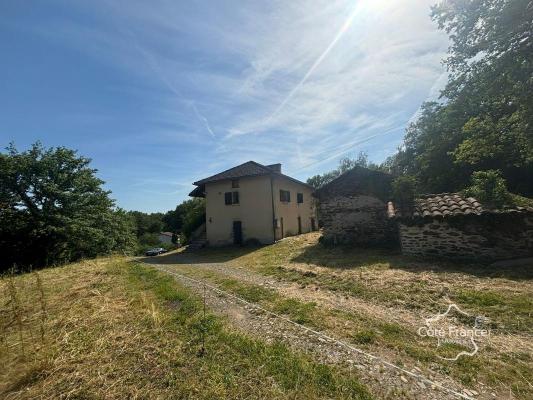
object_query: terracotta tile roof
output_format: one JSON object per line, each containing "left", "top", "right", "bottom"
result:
{"left": 388, "top": 193, "right": 533, "bottom": 220}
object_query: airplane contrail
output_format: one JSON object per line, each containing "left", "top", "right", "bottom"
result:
{"left": 265, "top": 2, "right": 367, "bottom": 124}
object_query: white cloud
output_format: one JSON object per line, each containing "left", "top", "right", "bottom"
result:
{"left": 24, "top": 0, "right": 449, "bottom": 185}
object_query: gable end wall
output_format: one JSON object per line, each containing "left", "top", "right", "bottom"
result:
{"left": 319, "top": 194, "right": 394, "bottom": 245}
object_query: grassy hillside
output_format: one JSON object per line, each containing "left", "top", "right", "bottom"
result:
{"left": 0, "top": 257, "right": 371, "bottom": 399}
{"left": 154, "top": 233, "right": 533, "bottom": 398}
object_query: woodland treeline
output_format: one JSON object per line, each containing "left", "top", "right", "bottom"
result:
{"left": 0, "top": 143, "right": 205, "bottom": 271}
{"left": 309, "top": 0, "right": 533, "bottom": 197}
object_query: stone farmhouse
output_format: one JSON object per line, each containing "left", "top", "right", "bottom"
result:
{"left": 314, "top": 166, "right": 532, "bottom": 262}
{"left": 190, "top": 161, "right": 317, "bottom": 246}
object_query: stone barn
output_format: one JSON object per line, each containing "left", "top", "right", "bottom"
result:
{"left": 314, "top": 167, "right": 394, "bottom": 246}
{"left": 388, "top": 193, "right": 533, "bottom": 261}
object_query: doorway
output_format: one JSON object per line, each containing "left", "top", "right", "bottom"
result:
{"left": 233, "top": 221, "right": 242, "bottom": 245}
{"left": 297, "top": 216, "right": 302, "bottom": 234}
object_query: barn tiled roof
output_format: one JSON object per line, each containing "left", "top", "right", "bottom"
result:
{"left": 388, "top": 193, "right": 533, "bottom": 220}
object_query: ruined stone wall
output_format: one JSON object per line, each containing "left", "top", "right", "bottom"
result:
{"left": 319, "top": 195, "right": 393, "bottom": 245}
{"left": 398, "top": 213, "right": 533, "bottom": 261}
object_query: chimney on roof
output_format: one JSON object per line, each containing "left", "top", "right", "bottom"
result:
{"left": 266, "top": 163, "right": 281, "bottom": 173}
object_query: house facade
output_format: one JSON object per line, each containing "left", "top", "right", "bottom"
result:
{"left": 190, "top": 161, "right": 317, "bottom": 246}
{"left": 314, "top": 167, "right": 394, "bottom": 246}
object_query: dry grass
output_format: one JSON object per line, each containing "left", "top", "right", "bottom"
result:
{"left": 173, "top": 232, "right": 533, "bottom": 398}
{"left": 0, "top": 256, "right": 371, "bottom": 399}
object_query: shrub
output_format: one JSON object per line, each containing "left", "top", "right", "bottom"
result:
{"left": 392, "top": 175, "right": 417, "bottom": 211}
{"left": 463, "top": 170, "right": 512, "bottom": 208}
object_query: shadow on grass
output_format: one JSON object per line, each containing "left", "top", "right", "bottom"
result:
{"left": 139, "top": 244, "right": 263, "bottom": 265}
{"left": 292, "top": 242, "right": 533, "bottom": 280}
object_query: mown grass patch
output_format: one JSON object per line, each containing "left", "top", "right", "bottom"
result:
{"left": 182, "top": 253, "right": 533, "bottom": 398}
{"left": 0, "top": 258, "right": 372, "bottom": 400}
{"left": 125, "top": 262, "right": 372, "bottom": 399}
{"left": 273, "top": 298, "right": 318, "bottom": 325}
{"left": 453, "top": 289, "right": 532, "bottom": 332}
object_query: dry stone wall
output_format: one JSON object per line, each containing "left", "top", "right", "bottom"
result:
{"left": 398, "top": 213, "right": 533, "bottom": 261}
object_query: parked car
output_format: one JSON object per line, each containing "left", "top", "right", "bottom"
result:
{"left": 145, "top": 247, "right": 167, "bottom": 256}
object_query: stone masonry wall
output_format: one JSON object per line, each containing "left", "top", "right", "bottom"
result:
{"left": 399, "top": 213, "right": 533, "bottom": 261}
{"left": 319, "top": 195, "right": 393, "bottom": 245}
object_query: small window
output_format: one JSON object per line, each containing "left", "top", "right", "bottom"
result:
{"left": 231, "top": 179, "right": 239, "bottom": 188}
{"left": 225, "top": 192, "right": 232, "bottom": 205}
{"left": 297, "top": 193, "right": 303, "bottom": 203}
{"left": 225, "top": 191, "right": 239, "bottom": 205}
{"left": 279, "top": 189, "right": 290, "bottom": 202}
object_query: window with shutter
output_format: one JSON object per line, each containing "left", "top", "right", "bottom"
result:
{"left": 232, "top": 191, "right": 239, "bottom": 204}
{"left": 279, "top": 190, "right": 291, "bottom": 202}
{"left": 297, "top": 193, "right": 303, "bottom": 203}
{"left": 225, "top": 192, "right": 232, "bottom": 205}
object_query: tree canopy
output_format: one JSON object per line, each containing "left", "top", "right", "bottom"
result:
{"left": 307, "top": 152, "right": 381, "bottom": 189}
{"left": 384, "top": 0, "right": 533, "bottom": 196}
{"left": 0, "top": 143, "right": 136, "bottom": 270}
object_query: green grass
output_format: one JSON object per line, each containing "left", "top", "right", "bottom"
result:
{"left": 273, "top": 298, "right": 318, "bottom": 325}
{"left": 454, "top": 289, "right": 532, "bottom": 332}
{"left": 145, "top": 232, "right": 533, "bottom": 398}
{"left": 125, "top": 262, "right": 372, "bottom": 399}
{"left": 0, "top": 258, "right": 372, "bottom": 400}
{"left": 196, "top": 233, "right": 533, "bottom": 398}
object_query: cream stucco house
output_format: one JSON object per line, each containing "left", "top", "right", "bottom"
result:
{"left": 189, "top": 161, "right": 317, "bottom": 246}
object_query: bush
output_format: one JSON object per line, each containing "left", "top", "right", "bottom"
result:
{"left": 392, "top": 175, "right": 417, "bottom": 210}
{"left": 463, "top": 170, "right": 512, "bottom": 208}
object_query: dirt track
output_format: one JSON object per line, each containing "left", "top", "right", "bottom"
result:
{"left": 142, "top": 253, "right": 489, "bottom": 400}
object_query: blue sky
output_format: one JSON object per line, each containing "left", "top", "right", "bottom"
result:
{"left": 0, "top": 0, "right": 448, "bottom": 212}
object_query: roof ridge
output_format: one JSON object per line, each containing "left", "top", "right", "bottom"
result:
{"left": 191, "top": 160, "right": 312, "bottom": 189}
{"left": 193, "top": 160, "right": 271, "bottom": 185}
{"left": 417, "top": 192, "right": 459, "bottom": 198}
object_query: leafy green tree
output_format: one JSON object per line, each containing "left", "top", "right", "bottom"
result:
{"left": 387, "top": 0, "right": 533, "bottom": 195}
{"left": 0, "top": 142, "right": 136, "bottom": 270}
{"left": 392, "top": 175, "right": 418, "bottom": 212}
{"left": 463, "top": 170, "right": 512, "bottom": 208}
{"left": 307, "top": 152, "right": 381, "bottom": 188}
{"left": 162, "top": 207, "right": 184, "bottom": 233}
{"left": 128, "top": 211, "right": 164, "bottom": 237}
{"left": 179, "top": 198, "right": 206, "bottom": 240}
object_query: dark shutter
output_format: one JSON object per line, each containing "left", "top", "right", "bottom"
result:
{"left": 279, "top": 190, "right": 291, "bottom": 202}
{"left": 233, "top": 191, "right": 239, "bottom": 204}
{"left": 225, "top": 192, "right": 232, "bottom": 205}
{"left": 297, "top": 193, "right": 303, "bottom": 203}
